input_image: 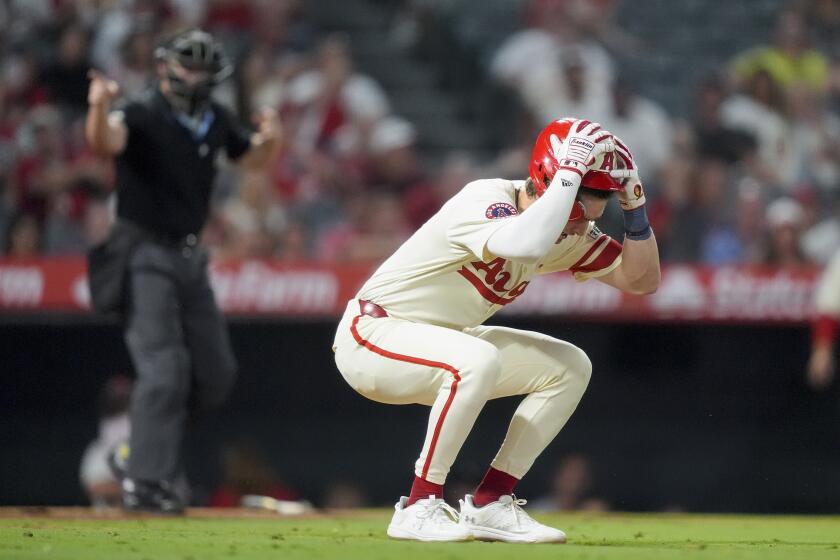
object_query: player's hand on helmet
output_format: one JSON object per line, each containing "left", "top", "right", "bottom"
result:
{"left": 87, "top": 70, "right": 120, "bottom": 106}
{"left": 608, "top": 136, "right": 646, "bottom": 211}
{"left": 550, "top": 119, "right": 615, "bottom": 177}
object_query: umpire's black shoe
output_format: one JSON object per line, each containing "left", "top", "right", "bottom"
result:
{"left": 122, "top": 478, "right": 185, "bottom": 515}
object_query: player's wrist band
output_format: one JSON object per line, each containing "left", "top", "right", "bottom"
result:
{"left": 623, "top": 206, "right": 652, "bottom": 240}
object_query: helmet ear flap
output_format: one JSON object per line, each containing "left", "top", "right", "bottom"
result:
{"left": 567, "top": 200, "right": 586, "bottom": 222}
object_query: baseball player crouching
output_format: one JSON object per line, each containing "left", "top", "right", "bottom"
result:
{"left": 332, "top": 118, "right": 660, "bottom": 543}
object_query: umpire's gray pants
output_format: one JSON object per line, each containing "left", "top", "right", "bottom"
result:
{"left": 124, "top": 241, "right": 237, "bottom": 482}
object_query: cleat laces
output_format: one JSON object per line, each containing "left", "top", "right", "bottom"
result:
{"left": 416, "top": 498, "right": 460, "bottom": 528}
{"left": 505, "top": 495, "right": 540, "bottom": 530}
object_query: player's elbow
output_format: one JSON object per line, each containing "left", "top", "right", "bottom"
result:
{"left": 632, "top": 282, "right": 658, "bottom": 296}
{"left": 628, "top": 270, "right": 660, "bottom": 295}
{"left": 618, "top": 263, "right": 660, "bottom": 295}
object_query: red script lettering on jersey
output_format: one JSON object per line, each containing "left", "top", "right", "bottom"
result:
{"left": 458, "top": 257, "right": 530, "bottom": 305}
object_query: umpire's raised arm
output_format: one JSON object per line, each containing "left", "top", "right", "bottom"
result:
{"left": 85, "top": 70, "right": 127, "bottom": 157}
{"left": 237, "top": 106, "right": 282, "bottom": 169}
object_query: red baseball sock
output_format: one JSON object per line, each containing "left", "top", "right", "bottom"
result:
{"left": 472, "top": 467, "right": 519, "bottom": 507}
{"left": 407, "top": 475, "right": 444, "bottom": 506}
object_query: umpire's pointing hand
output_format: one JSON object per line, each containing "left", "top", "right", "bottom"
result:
{"left": 87, "top": 70, "right": 120, "bottom": 106}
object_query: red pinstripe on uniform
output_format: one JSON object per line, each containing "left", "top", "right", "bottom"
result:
{"left": 349, "top": 314, "right": 460, "bottom": 480}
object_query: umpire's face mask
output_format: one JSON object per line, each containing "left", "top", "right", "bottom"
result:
{"left": 163, "top": 61, "right": 214, "bottom": 116}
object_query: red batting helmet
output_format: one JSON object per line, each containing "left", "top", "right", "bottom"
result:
{"left": 529, "top": 118, "right": 624, "bottom": 198}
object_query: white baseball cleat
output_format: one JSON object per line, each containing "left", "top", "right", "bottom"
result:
{"left": 386, "top": 495, "right": 472, "bottom": 542}
{"left": 458, "top": 494, "right": 567, "bottom": 544}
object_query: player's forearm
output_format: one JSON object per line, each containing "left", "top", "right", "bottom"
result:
{"left": 617, "top": 234, "right": 660, "bottom": 295}
{"left": 85, "top": 101, "right": 113, "bottom": 156}
{"left": 486, "top": 171, "right": 580, "bottom": 263}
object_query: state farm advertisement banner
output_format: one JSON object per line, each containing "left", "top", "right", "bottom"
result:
{"left": 209, "top": 261, "right": 369, "bottom": 315}
{"left": 0, "top": 258, "right": 822, "bottom": 324}
{"left": 502, "top": 265, "right": 819, "bottom": 323}
{"left": 0, "top": 258, "right": 371, "bottom": 317}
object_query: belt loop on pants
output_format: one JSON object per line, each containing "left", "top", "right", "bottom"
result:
{"left": 359, "top": 299, "right": 388, "bottom": 318}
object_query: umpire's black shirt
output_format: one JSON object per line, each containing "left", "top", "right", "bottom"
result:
{"left": 114, "top": 89, "right": 252, "bottom": 240}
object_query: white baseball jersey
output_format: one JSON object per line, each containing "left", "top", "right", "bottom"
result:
{"left": 815, "top": 249, "right": 840, "bottom": 317}
{"left": 813, "top": 249, "right": 840, "bottom": 344}
{"left": 356, "top": 178, "right": 623, "bottom": 329}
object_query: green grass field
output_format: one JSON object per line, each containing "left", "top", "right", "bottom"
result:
{"left": 2, "top": 509, "right": 839, "bottom": 560}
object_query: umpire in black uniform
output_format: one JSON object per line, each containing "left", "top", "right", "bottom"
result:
{"left": 85, "top": 29, "right": 279, "bottom": 513}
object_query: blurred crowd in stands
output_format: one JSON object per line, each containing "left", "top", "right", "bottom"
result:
{"left": 2, "top": 0, "right": 840, "bottom": 268}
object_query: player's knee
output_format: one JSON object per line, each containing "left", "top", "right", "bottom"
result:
{"left": 463, "top": 346, "right": 502, "bottom": 388}
{"left": 567, "top": 347, "right": 592, "bottom": 391}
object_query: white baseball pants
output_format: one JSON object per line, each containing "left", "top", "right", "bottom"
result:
{"left": 332, "top": 300, "right": 592, "bottom": 484}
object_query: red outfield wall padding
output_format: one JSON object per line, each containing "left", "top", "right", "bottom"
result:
{"left": 0, "top": 258, "right": 821, "bottom": 324}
